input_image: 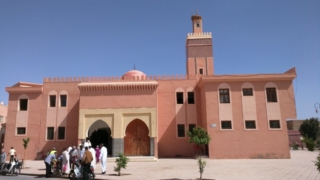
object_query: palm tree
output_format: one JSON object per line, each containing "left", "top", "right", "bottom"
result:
{"left": 22, "top": 137, "right": 30, "bottom": 168}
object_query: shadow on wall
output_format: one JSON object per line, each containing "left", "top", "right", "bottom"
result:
{"left": 36, "top": 100, "right": 80, "bottom": 159}
{"left": 157, "top": 88, "right": 202, "bottom": 159}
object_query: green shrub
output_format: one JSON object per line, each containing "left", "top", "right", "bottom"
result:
{"left": 292, "top": 142, "right": 299, "bottom": 150}
{"left": 114, "top": 153, "right": 129, "bottom": 176}
{"left": 314, "top": 152, "right": 320, "bottom": 172}
{"left": 305, "top": 136, "right": 315, "bottom": 151}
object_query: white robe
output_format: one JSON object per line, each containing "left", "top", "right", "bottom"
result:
{"left": 67, "top": 146, "right": 72, "bottom": 153}
{"left": 84, "top": 142, "right": 89, "bottom": 148}
{"left": 89, "top": 148, "right": 96, "bottom": 169}
{"left": 99, "top": 146, "right": 108, "bottom": 173}
{"left": 62, "top": 150, "right": 70, "bottom": 173}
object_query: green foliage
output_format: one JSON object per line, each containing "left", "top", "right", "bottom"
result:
{"left": 187, "top": 127, "right": 211, "bottom": 155}
{"left": 22, "top": 137, "right": 30, "bottom": 150}
{"left": 197, "top": 157, "right": 206, "bottom": 180}
{"left": 299, "top": 118, "right": 319, "bottom": 141}
{"left": 292, "top": 142, "right": 299, "bottom": 150}
{"left": 304, "top": 136, "right": 315, "bottom": 151}
{"left": 314, "top": 152, "right": 320, "bottom": 172}
{"left": 187, "top": 127, "right": 211, "bottom": 145}
{"left": 114, "top": 153, "right": 129, "bottom": 176}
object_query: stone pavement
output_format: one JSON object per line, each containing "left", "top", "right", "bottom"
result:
{"left": 19, "top": 150, "right": 320, "bottom": 180}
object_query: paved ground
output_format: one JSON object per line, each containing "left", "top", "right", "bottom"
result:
{"left": 13, "top": 150, "right": 320, "bottom": 180}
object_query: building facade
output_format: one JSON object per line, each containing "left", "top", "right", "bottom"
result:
{"left": 0, "top": 102, "right": 8, "bottom": 148}
{"left": 4, "top": 14, "right": 297, "bottom": 160}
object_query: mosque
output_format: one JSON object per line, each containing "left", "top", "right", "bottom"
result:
{"left": 3, "top": 13, "right": 296, "bottom": 160}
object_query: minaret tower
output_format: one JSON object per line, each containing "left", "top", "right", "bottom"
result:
{"left": 186, "top": 11, "right": 214, "bottom": 75}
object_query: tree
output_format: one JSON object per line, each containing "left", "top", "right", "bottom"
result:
{"left": 198, "top": 157, "right": 206, "bottom": 180}
{"left": 299, "top": 117, "right": 319, "bottom": 141}
{"left": 114, "top": 153, "right": 129, "bottom": 176}
{"left": 22, "top": 137, "right": 30, "bottom": 168}
{"left": 187, "top": 127, "right": 211, "bottom": 156}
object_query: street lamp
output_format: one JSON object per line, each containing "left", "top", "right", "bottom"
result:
{"left": 315, "top": 102, "right": 320, "bottom": 113}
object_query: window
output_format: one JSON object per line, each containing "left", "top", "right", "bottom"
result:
{"left": 242, "top": 88, "right": 253, "bottom": 96}
{"left": 245, "top": 120, "right": 256, "bottom": 129}
{"left": 221, "top": 121, "right": 232, "bottom": 129}
{"left": 0, "top": 116, "right": 3, "bottom": 123}
{"left": 60, "top": 95, "right": 67, "bottom": 107}
{"left": 176, "top": 92, "right": 184, "bottom": 104}
{"left": 188, "top": 92, "right": 195, "bottom": 104}
{"left": 47, "top": 127, "right": 54, "bottom": 140}
{"left": 199, "top": 68, "right": 203, "bottom": 75}
{"left": 49, "top": 95, "right": 56, "bottom": 107}
{"left": 19, "top": 99, "right": 28, "bottom": 111}
{"left": 219, "top": 89, "right": 230, "bottom": 103}
{"left": 189, "top": 124, "right": 196, "bottom": 132}
{"left": 196, "top": 21, "right": 200, "bottom": 28}
{"left": 177, "top": 124, "right": 185, "bottom": 137}
{"left": 269, "top": 120, "right": 281, "bottom": 129}
{"left": 17, "top": 127, "right": 26, "bottom": 135}
{"left": 266, "top": 88, "right": 277, "bottom": 102}
{"left": 58, "top": 127, "right": 65, "bottom": 140}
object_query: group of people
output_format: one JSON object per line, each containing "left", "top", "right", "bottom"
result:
{"left": 44, "top": 140, "right": 108, "bottom": 179}
{"left": 0, "top": 147, "right": 17, "bottom": 169}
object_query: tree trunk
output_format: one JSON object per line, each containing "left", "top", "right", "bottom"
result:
{"left": 23, "top": 150, "right": 26, "bottom": 168}
{"left": 200, "top": 172, "right": 202, "bottom": 180}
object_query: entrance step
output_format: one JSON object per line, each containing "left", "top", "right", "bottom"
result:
{"left": 107, "top": 156, "right": 157, "bottom": 162}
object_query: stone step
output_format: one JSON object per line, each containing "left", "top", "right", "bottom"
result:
{"left": 106, "top": 156, "right": 157, "bottom": 162}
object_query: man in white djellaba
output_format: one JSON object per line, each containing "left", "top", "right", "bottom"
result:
{"left": 99, "top": 143, "right": 107, "bottom": 174}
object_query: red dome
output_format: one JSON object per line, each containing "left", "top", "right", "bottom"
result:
{"left": 122, "top": 70, "right": 147, "bottom": 79}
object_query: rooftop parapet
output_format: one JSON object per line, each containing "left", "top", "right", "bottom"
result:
{"left": 187, "top": 32, "right": 212, "bottom": 39}
{"left": 43, "top": 74, "right": 199, "bottom": 83}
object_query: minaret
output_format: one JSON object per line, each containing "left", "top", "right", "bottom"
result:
{"left": 186, "top": 11, "right": 214, "bottom": 75}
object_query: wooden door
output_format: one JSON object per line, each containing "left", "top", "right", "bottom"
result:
{"left": 124, "top": 119, "right": 150, "bottom": 156}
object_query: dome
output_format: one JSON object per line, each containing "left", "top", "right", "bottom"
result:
{"left": 122, "top": 70, "right": 147, "bottom": 79}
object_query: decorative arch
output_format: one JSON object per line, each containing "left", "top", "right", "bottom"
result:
{"left": 59, "top": 90, "right": 68, "bottom": 107}
{"left": 241, "top": 82, "right": 258, "bottom": 130}
{"left": 124, "top": 119, "right": 150, "bottom": 156}
{"left": 87, "top": 119, "right": 111, "bottom": 137}
{"left": 17, "top": 94, "right": 29, "bottom": 111}
{"left": 18, "top": 94, "right": 29, "bottom": 99}
{"left": 264, "top": 81, "right": 281, "bottom": 130}
{"left": 217, "top": 83, "right": 233, "bottom": 130}
{"left": 122, "top": 113, "right": 152, "bottom": 137}
{"left": 48, "top": 90, "right": 57, "bottom": 107}
{"left": 241, "top": 82, "right": 255, "bottom": 91}
{"left": 87, "top": 119, "right": 112, "bottom": 155}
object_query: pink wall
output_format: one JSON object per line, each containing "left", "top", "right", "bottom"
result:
{"left": 203, "top": 81, "right": 295, "bottom": 159}
{"left": 4, "top": 93, "right": 42, "bottom": 160}
{"left": 79, "top": 89, "right": 157, "bottom": 109}
{"left": 157, "top": 80, "right": 199, "bottom": 158}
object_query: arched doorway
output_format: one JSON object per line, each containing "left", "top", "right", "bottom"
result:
{"left": 88, "top": 120, "right": 112, "bottom": 156}
{"left": 124, "top": 119, "right": 150, "bottom": 156}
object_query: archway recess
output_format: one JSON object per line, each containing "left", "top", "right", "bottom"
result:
{"left": 88, "top": 120, "right": 112, "bottom": 155}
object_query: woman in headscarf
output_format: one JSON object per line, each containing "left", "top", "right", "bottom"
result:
{"left": 62, "top": 147, "right": 70, "bottom": 174}
{"left": 95, "top": 145, "right": 100, "bottom": 163}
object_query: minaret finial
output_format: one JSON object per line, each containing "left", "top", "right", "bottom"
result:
{"left": 196, "top": 7, "right": 198, "bottom": 15}
{"left": 134, "top": 63, "right": 136, "bottom": 70}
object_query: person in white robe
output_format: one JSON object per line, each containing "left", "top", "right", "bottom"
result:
{"left": 99, "top": 143, "right": 108, "bottom": 174}
{"left": 89, "top": 146, "right": 96, "bottom": 169}
{"left": 62, "top": 147, "right": 70, "bottom": 174}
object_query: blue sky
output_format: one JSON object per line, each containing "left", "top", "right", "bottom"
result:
{"left": 0, "top": 0, "right": 319, "bottom": 119}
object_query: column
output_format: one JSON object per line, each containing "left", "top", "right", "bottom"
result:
{"left": 150, "top": 138, "right": 154, "bottom": 156}
{"left": 112, "top": 138, "right": 124, "bottom": 157}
